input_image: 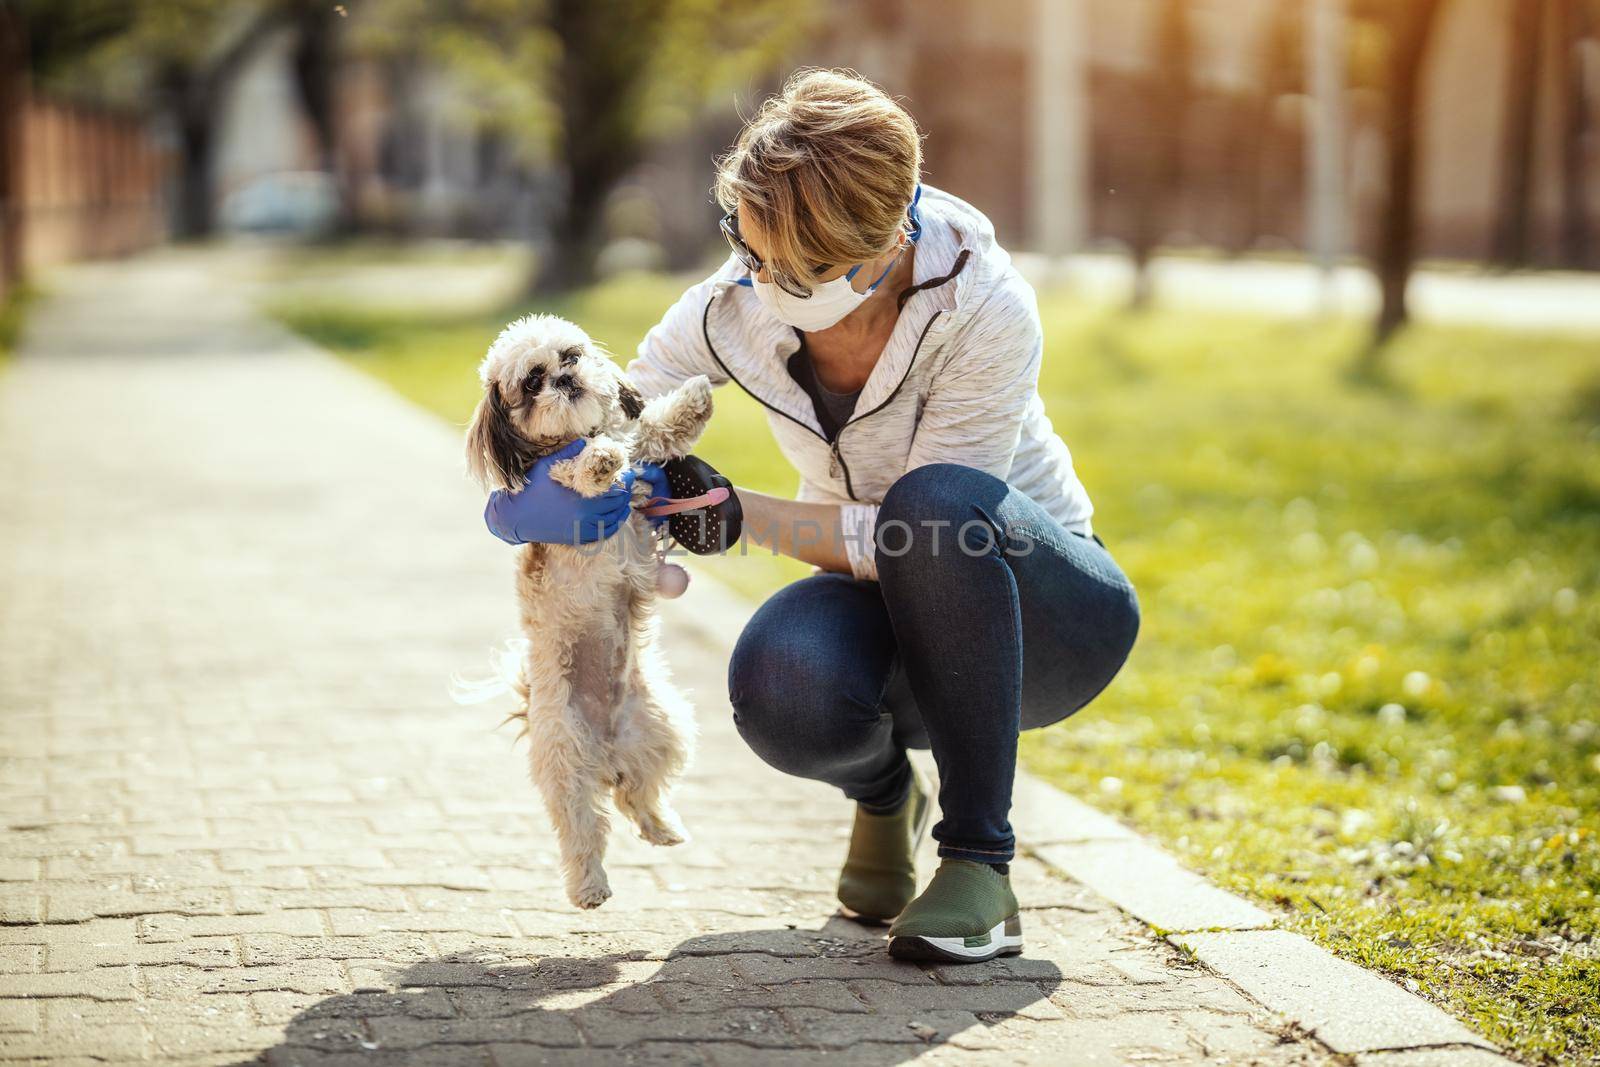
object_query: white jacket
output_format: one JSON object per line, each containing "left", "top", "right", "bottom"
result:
{"left": 625, "top": 184, "right": 1095, "bottom": 581}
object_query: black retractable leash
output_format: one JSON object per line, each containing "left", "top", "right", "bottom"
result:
{"left": 643, "top": 455, "right": 743, "bottom": 555}
{"left": 636, "top": 455, "right": 743, "bottom": 598}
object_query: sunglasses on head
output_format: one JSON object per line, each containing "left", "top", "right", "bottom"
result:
{"left": 718, "top": 211, "right": 832, "bottom": 299}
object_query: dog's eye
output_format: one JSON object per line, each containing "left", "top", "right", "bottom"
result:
{"left": 559, "top": 347, "right": 582, "bottom": 367}
{"left": 522, "top": 368, "right": 546, "bottom": 396}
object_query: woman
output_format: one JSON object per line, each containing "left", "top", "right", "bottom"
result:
{"left": 486, "top": 69, "right": 1141, "bottom": 964}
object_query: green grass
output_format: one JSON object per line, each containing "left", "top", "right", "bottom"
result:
{"left": 0, "top": 282, "right": 38, "bottom": 368}
{"left": 271, "top": 272, "right": 1600, "bottom": 1065}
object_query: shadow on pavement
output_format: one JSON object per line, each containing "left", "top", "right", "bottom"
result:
{"left": 246, "top": 919, "right": 1063, "bottom": 1065}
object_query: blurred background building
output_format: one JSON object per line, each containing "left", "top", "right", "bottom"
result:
{"left": 2, "top": 0, "right": 1597, "bottom": 326}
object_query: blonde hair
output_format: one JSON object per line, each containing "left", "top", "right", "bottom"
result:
{"left": 714, "top": 68, "right": 922, "bottom": 291}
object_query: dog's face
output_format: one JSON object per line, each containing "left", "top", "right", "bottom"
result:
{"left": 465, "top": 314, "right": 643, "bottom": 491}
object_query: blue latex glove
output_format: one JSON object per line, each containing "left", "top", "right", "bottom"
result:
{"left": 633, "top": 461, "right": 669, "bottom": 527}
{"left": 484, "top": 439, "right": 637, "bottom": 545}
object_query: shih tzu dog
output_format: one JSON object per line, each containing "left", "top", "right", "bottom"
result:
{"left": 464, "top": 313, "right": 713, "bottom": 909}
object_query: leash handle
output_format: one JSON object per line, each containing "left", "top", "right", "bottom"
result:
{"left": 637, "top": 486, "right": 730, "bottom": 519}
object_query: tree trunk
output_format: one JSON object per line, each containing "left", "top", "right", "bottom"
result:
{"left": 1556, "top": 0, "right": 1593, "bottom": 268}
{"left": 289, "top": 0, "right": 349, "bottom": 233}
{"left": 1306, "top": 0, "right": 1349, "bottom": 307}
{"left": 1363, "top": 0, "right": 1445, "bottom": 363}
{"left": 161, "top": 9, "right": 285, "bottom": 241}
{"left": 1491, "top": 0, "right": 1541, "bottom": 267}
{"left": 1128, "top": 0, "right": 1190, "bottom": 310}
{"left": 536, "top": 168, "right": 610, "bottom": 293}
{"left": 170, "top": 75, "right": 215, "bottom": 240}
{"left": 0, "top": 7, "right": 26, "bottom": 297}
{"left": 531, "top": 0, "right": 667, "bottom": 294}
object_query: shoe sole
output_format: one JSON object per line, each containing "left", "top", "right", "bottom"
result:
{"left": 888, "top": 914, "right": 1023, "bottom": 964}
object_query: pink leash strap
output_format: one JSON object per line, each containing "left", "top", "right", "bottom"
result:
{"left": 638, "top": 486, "right": 730, "bottom": 519}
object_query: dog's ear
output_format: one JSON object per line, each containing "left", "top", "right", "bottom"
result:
{"left": 465, "top": 388, "right": 525, "bottom": 492}
{"left": 618, "top": 379, "right": 644, "bottom": 422}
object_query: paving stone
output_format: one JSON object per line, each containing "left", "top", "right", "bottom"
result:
{"left": 47, "top": 933, "right": 238, "bottom": 972}
{"left": 44, "top": 887, "right": 235, "bottom": 922}
{"left": 0, "top": 945, "right": 42, "bottom": 973}
{"left": 728, "top": 952, "right": 936, "bottom": 987}
{"left": 0, "top": 859, "right": 42, "bottom": 882}
{"left": 0, "top": 1022, "right": 152, "bottom": 1060}
{"left": 489, "top": 1041, "right": 708, "bottom": 1066}
{"left": 922, "top": 955, "right": 1069, "bottom": 986}
{"left": 267, "top": 1045, "right": 493, "bottom": 1067}
{"left": 252, "top": 988, "right": 456, "bottom": 1025}
{"left": 0, "top": 999, "right": 41, "bottom": 1033}
{"left": 145, "top": 959, "right": 349, "bottom": 997}
{"left": 366, "top": 1011, "right": 583, "bottom": 1049}
{"left": 233, "top": 886, "right": 412, "bottom": 913}
{"left": 1171, "top": 929, "right": 1500, "bottom": 1054}
{"left": 0, "top": 967, "right": 139, "bottom": 1001}
{"left": 0, "top": 893, "right": 43, "bottom": 924}
{"left": 652, "top": 979, "right": 868, "bottom": 1015}
{"left": 780, "top": 1007, "right": 985, "bottom": 1049}
{"left": 576, "top": 1006, "right": 793, "bottom": 1048}
{"left": 851, "top": 979, "right": 1064, "bottom": 1019}
{"left": 241, "top": 933, "right": 434, "bottom": 966}
{"left": 328, "top": 908, "right": 519, "bottom": 938}
{"left": 139, "top": 910, "right": 327, "bottom": 942}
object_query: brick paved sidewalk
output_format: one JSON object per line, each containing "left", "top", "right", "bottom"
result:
{"left": 0, "top": 251, "right": 1336, "bottom": 1066}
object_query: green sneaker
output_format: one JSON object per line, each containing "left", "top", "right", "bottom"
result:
{"left": 837, "top": 766, "right": 932, "bottom": 923}
{"left": 887, "top": 859, "right": 1023, "bottom": 963}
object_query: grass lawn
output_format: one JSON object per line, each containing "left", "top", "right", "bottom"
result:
{"left": 272, "top": 267, "right": 1600, "bottom": 1065}
{"left": 0, "top": 282, "right": 37, "bottom": 368}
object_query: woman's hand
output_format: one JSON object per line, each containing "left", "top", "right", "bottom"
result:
{"left": 633, "top": 461, "right": 670, "bottom": 527}
{"left": 484, "top": 440, "right": 639, "bottom": 545}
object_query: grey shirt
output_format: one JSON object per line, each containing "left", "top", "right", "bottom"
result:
{"left": 786, "top": 337, "right": 861, "bottom": 442}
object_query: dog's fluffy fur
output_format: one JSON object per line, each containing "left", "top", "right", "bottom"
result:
{"left": 465, "top": 313, "right": 712, "bottom": 909}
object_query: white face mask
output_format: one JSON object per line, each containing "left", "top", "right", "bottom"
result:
{"left": 752, "top": 243, "right": 905, "bottom": 333}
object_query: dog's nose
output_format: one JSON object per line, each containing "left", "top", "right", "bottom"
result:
{"left": 555, "top": 374, "right": 575, "bottom": 389}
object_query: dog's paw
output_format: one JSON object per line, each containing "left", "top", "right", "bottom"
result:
{"left": 577, "top": 440, "right": 626, "bottom": 493}
{"left": 568, "top": 877, "right": 613, "bottom": 910}
{"left": 552, "top": 438, "right": 627, "bottom": 498}
{"left": 636, "top": 808, "right": 689, "bottom": 848}
{"left": 674, "top": 375, "right": 714, "bottom": 424}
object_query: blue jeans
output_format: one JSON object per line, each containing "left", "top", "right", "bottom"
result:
{"left": 728, "top": 464, "right": 1141, "bottom": 864}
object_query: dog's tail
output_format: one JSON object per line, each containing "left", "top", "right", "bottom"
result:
{"left": 449, "top": 638, "right": 531, "bottom": 731}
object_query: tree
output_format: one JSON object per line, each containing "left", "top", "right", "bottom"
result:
{"left": 146, "top": 3, "right": 289, "bottom": 238}
{"left": 1356, "top": 0, "right": 1448, "bottom": 370}
{"left": 1490, "top": 0, "right": 1540, "bottom": 268}
{"left": 362, "top": 0, "right": 806, "bottom": 293}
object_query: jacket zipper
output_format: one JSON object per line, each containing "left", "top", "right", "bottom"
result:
{"left": 829, "top": 310, "right": 946, "bottom": 499}
{"left": 700, "top": 292, "right": 946, "bottom": 502}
